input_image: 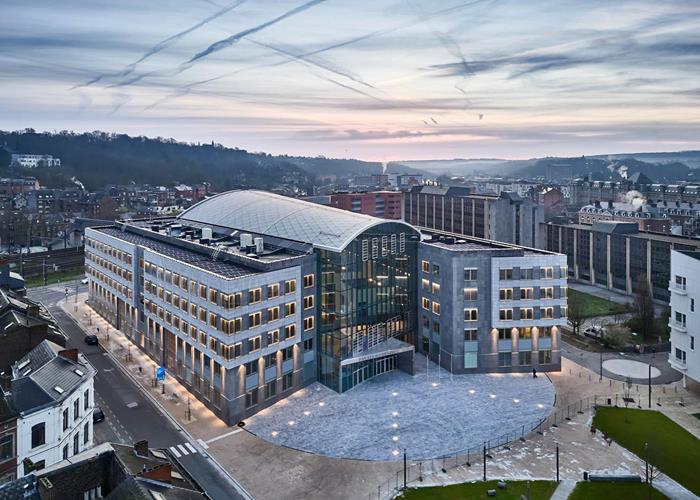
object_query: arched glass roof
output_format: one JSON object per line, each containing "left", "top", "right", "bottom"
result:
{"left": 178, "top": 190, "right": 418, "bottom": 252}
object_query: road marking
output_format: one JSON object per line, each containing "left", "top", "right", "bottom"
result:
{"left": 197, "top": 438, "right": 209, "bottom": 449}
{"left": 126, "top": 402, "right": 138, "bottom": 408}
{"left": 205, "top": 428, "right": 243, "bottom": 444}
{"left": 169, "top": 446, "right": 181, "bottom": 458}
{"left": 185, "top": 442, "right": 196, "bottom": 454}
{"left": 177, "top": 444, "right": 189, "bottom": 456}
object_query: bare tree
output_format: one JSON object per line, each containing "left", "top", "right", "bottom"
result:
{"left": 634, "top": 274, "right": 655, "bottom": 340}
{"left": 645, "top": 443, "right": 664, "bottom": 500}
{"left": 567, "top": 294, "right": 588, "bottom": 336}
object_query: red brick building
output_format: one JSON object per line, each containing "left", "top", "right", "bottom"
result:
{"left": 329, "top": 191, "right": 402, "bottom": 219}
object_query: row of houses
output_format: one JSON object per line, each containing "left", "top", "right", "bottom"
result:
{"left": 0, "top": 290, "right": 96, "bottom": 484}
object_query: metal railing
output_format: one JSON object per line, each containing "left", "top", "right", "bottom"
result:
{"left": 370, "top": 390, "right": 695, "bottom": 500}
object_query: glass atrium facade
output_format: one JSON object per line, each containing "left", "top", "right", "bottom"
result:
{"left": 317, "top": 223, "right": 420, "bottom": 392}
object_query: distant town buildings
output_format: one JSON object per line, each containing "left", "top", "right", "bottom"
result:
{"left": 577, "top": 200, "right": 700, "bottom": 236}
{"left": 329, "top": 191, "right": 402, "bottom": 219}
{"left": 668, "top": 250, "right": 699, "bottom": 388}
{"left": 404, "top": 186, "right": 544, "bottom": 247}
{"left": 568, "top": 174, "right": 700, "bottom": 208}
{"left": 10, "top": 155, "right": 60, "bottom": 169}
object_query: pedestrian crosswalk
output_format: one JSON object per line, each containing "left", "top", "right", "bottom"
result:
{"left": 168, "top": 442, "right": 197, "bottom": 458}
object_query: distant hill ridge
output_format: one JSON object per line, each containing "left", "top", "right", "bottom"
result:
{"left": 0, "top": 129, "right": 389, "bottom": 191}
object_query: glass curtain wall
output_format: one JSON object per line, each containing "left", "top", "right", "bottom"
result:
{"left": 318, "top": 223, "right": 419, "bottom": 392}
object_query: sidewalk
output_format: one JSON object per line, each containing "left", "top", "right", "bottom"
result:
{"left": 65, "top": 295, "right": 230, "bottom": 443}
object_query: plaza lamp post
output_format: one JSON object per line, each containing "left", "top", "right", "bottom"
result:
{"left": 599, "top": 350, "right": 603, "bottom": 382}
{"left": 403, "top": 448, "right": 407, "bottom": 491}
{"left": 648, "top": 349, "right": 655, "bottom": 409}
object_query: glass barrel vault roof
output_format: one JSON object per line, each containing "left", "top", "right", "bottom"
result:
{"left": 178, "top": 190, "right": 417, "bottom": 252}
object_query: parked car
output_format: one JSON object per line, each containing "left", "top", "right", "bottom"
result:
{"left": 583, "top": 325, "right": 606, "bottom": 339}
{"left": 93, "top": 407, "right": 105, "bottom": 423}
{"left": 84, "top": 334, "right": 99, "bottom": 346}
{"left": 81, "top": 277, "right": 89, "bottom": 284}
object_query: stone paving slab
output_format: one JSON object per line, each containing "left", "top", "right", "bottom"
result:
{"left": 245, "top": 356, "right": 554, "bottom": 461}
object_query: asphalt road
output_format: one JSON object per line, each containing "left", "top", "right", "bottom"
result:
{"left": 28, "top": 285, "right": 247, "bottom": 500}
{"left": 559, "top": 337, "right": 682, "bottom": 385}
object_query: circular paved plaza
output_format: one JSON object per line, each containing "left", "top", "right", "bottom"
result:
{"left": 603, "top": 358, "right": 661, "bottom": 379}
{"left": 244, "top": 356, "right": 555, "bottom": 461}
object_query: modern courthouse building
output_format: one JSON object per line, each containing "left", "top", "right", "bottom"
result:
{"left": 403, "top": 185, "right": 544, "bottom": 247}
{"left": 85, "top": 190, "right": 565, "bottom": 425}
{"left": 668, "top": 250, "right": 699, "bottom": 387}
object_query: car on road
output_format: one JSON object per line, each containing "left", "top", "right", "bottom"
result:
{"left": 93, "top": 407, "right": 105, "bottom": 423}
{"left": 81, "top": 277, "right": 89, "bottom": 284}
{"left": 583, "top": 325, "right": 606, "bottom": 339}
{"left": 84, "top": 334, "right": 99, "bottom": 346}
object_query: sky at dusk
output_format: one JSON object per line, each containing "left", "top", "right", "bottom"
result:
{"left": 1, "top": 0, "right": 699, "bottom": 161}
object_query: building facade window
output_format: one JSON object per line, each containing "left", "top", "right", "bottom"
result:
{"left": 464, "top": 268, "right": 478, "bottom": 281}
{"left": 31, "top": 423, "right": 45, "bottom": 449}
{"left": 499, "top": 268, "right": 513, "bottom": 280}
{"left": 499, "top": 288, "right": 513, "bottom": 300}
{"left": 246, "top": 390, "right": 258, "bottom": 408}
{"left": 499, "top": 309, "right": 513, "bottom": 321}
{"left": 464, "top": 308, "right": 478, "bottom": 321}
{"left": 498, "top": 352, "right": 511, "bottom": 367}
{"left": 464, "top": 288, "right": 478, "bottom": 300}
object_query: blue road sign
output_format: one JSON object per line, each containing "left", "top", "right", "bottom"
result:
{"left": 156, "top": 367, "right": 166, "bottom": 381}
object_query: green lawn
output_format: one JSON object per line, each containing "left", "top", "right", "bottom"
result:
{"left": 25, "top": 268, "right": 85, "bottom": 288}
{"left": 593, "top": 407, "right": 700, "bottom": 495}
{"left": 569, "top": 481, "right": 668, "bottom": 500}
{"left": 399, "top": 480, "right": 557, "bottom": 500}
{"left": 568, "top": 289, "right": 631, "bottom": 318}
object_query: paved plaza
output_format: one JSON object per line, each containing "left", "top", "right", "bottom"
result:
{"left": 244, "top": 355, "right": 555, "bottom": 461}
{"left": 602, "top": 358, "right": 661, "bottom": 379}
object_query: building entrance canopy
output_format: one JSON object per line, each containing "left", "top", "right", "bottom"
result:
{"left": 340, "top": 337, "right": 414, "bottom": 367}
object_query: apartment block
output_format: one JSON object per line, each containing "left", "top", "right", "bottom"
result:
{"left": 668, "top": 250, "right": 699, "bottom": 386}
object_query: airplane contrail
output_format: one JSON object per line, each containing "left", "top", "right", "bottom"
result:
{"left": 185, "top": 0, "right": 328, "bottom": 65}
{"left": 76, "top": 0, "right": 247, "bottom": 89}
{"left": 247, "top": 38, "right": 378, "bottom": 90}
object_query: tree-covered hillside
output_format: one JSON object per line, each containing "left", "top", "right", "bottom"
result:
{"left": 0, "top": 129, "right": 379, "bottom": 191}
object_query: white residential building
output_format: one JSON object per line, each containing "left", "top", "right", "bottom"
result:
{"left": 10, "top": 154, "right": 61, "bottom": 168}
{"left": 668, "top": 250, "right": 699, "bottom": 386}
{"left": 11, "top": 341, "right": 95, "bottom": 477}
